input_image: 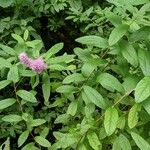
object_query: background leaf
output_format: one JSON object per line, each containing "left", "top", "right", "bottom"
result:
{"left": 18, "top": 130, "right": 29, "bottom": 147}
{"left": 131, "top": 132, "right": 150, "bottom": 150}
{"left": 2, "top": 114, "right": 22, "bottom": 122}
{"left": 34, "top": 136, "right": 51, "bottom": 148}
{"left": 104, "top": 107, "right": 118, "bottom": 136}
{"left": 75, "top": 35, "right": 108, "bottom": 48}
{"left": 0, "top": 98, "right": 16, "bottom": 110}
{"left": 97, "top": 73, "right": 124, "bottom": 93}
{"left": 108, "top": 24, "right": 129, "bottom": 46}
{"left": 128, "top": 103, "right": 141, "bottom": 129}
{"left": 83, "top": 86, "right": 106, "bottom": 109}
{"left": 135, "top": 77, "right": 150, "bottom": 103}
{"left": 17, "top": 90, "right": 37, "bottom": 103}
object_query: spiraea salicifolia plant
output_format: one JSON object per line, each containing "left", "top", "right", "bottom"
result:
{"left": 0, "top": 0, "right": 150, "bottom": 150}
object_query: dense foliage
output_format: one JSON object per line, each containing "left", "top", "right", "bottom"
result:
{"left": 0, "top": 0, "right": 150, "bottom": 149}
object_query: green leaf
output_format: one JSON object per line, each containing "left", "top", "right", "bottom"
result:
{"left": 53, "top": 132, "right": 78, "bottom": 148}
{"left": 23, "top": 30, "right": 29, "bottom": 41}
{"left": 34, "top": 136, "right": 51, "bottom": 148}
{"left": 0, "top": 80, "right": 11, "bottom": 90}
{"left": 130, "top": 26, "right": 150, "bottom": 42}
{"left": 78, "top": 143, "right": 88, "bottom": 150}
{"left": 81, "top": 58, "right": 107, "bottom": 77}
{"left": 131, "top": 132, "right": 150, "bottom": 150}
{"left": 0, "top": 138, "right": 10, "bottom": 150}
{"left": 30, "top": 119, "right": 46, "bottom": 127}
{"left": 0, "top": 0, "right": 14, "bottom": 8}
{"left": 44, "top": 43, "right": 64, "bottom": 61}
{"left": 42, "top": 73, "right": 50, "bottom": 104}
{"left": 31, "top": 75, "right": 39, "bottom": 89}
{"left": 56, "top": 85, "right": 78, "bottom": 93}
{"left": 40, "top": 127, "right": 49, "bottom": 138}
{"left": 128, "top": 103, "right": 141, "bottom": 129}
{"left": 20, "top": 70, "right": 36, "bottom": 77}
{"left": 118, "top": 134, "right": 132, "bottom": 150}
{"left": 18, "top": 130, "right": 29, "bottom": 147}
{"left": 63, "top": 73, "right": 85, "bottom": 84}
{"left": 26, "top": 40, "right": 41, "bottom": 48}
{"left": 112, "top": 137, "right": 121, "bottom": 150}
{"left": 47, "top": 54, "right": 75, "bottom": 64}
{"left": 0, "top": 98, "right": 16, "bottom": 110}
{"left": 87, "top": 131, "right": 102, "bottom": 150}
{"left": 0, "top": 58, "right": 11, "bottom": 68}
{"left": 97, "top": 73, "right": 124, "bottom": 93}
{"left": 108, "top": 24, "right": 129, "bottom": 46}
{"left": 75, "top": 35, "right": 108, "bottom": 49}
{"left": 142, "top": 97, "right": 150, "bottom": 115}
{"left": 22, "top": 142, "right": 39, "bottom": 150}
{"left": 0, "top": 44, "right": 15, "bottom": 55}
{"left": 67, "top": 101, "right": 78, "bottom": 116}
{"left": 112, "top": 134, "right": 132, "bottom": 150}
{"left": 74, "top": 48, "right": 92, "bottom": 61}
{"left": 135, "top": 77, "right": 150, "bottom": 103}
{"left": 7, "top": 65, "right": 19, "bottom": 83}
{"left": 107, "top": 0, "right": 149, "bottom": 6}
{"left": 104, "top": 107, "right": 118, "bottom": 136}
{"left": 83, "top": 86, "right": 106, "bottom": 109}
{"left": 105, "top": 11, "right": 122, "bottom": 27}
{"left": 2, "top": 114, "right": 22, "bottom": 122}
{"left": 138, "top": 49, "right": 150, "bottom": 76}
{"left": 17, "top": 90, "right": 37, "bottom": 103}
{"left": 11, "top": 33, "right": 24, "bottom": 44}
{"left": 122, "top": 76, "right": 139, "bottom": 92}
{"left": 54, "top": 114, "right": 69, "bottom": 124}
{"left": 119, "top": 40, "right": 138, "bottom": 67}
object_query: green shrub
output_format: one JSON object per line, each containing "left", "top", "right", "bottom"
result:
{"left": 0, "top": 0, "right": 150, "bottom": 149}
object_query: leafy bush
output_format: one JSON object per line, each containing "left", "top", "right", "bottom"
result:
{"left": 0, "top": 0, "right": 150, "bottom": 149}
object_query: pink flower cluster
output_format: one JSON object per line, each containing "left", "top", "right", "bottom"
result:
{"left": 18, "top": 52, "right": 47, "bottom": 74}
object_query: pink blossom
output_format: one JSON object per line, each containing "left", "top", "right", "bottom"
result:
{"left": 18, "top": 52, "right": 30, "bottom": 67}
{"left": 29, "top": 57, "right": 47, "bottom": 74}
{"left": 18, "top": 52, "right": 47, "bottom": 74}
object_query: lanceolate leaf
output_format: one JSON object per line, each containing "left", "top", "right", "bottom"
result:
{"left": 108, "top": 24, "right": 129, "bottom": 46}
{"left": 0, "top": 58, "right": 11, "bottom": 68}
{"left": 34, "top": 136, "right": 51, "bottom": 148}
{"left": 42, "top": 73, "right": 50, "bottom": 104}
{"left": 104, "top": 107, "right": 119, "bottom": 136}
{"left": 138, "top": 49, "right": 150, "bottom": 76}
{"left": 87, "top": 131, "right": 102, "bottom": 150}
{"left": 2, "top": 114, "right": 22, "bottom": 122}
{"left": 18, "top": 130, "right": 29, "bottom": 147}
{"left": 83, "top": 86, "right": 106, "bottom": 109}
{"left": 97, "top": 73, "right": 124, "bottom": 93}
{"left": 0, "top": 43, "right": 15, "bottom": 55}
{"left": 134, "top": 77, "right": 150, "bottom": 103}
{"left": 0, "top": 0, "right": 14, "bottom": 8}
{"left": 30, "top": 119, "right": 46, "bottom": 127}
{"left": 7, "top": 65, "right": 19, "bottom": 83}
{"left": 118, "top": 134, "right": 132, "bottom": 150}
{"left": 105, "top": 11, "right": 122, "bottom": 27}
{"left": 119, "top": 40, "right": 138, "bottom": 67}
{"left": 128, "top": 103, "right": 141, "bottom": 129}
{"left": 67, "top": 101, "right": 78, "bottom": 116}
{"left": 17, "top": 90, "right": 37, "bottom": 103}
{"left": 0, "top": 80, "right": 11, "bottom": 90}
{"left": 131, "top": 132, "right": 150, "bottom": 150}
{"left": 130, "top": 26, "right": 150, "bottom": 42}
{"left": 0, "top": 98, "right": 16, "bottom": 110}
{"left": 75, "top": 35, "right": 108, "bottom": 49}
{"left": 44, "top": 43, "right": 64, "bottom": 61}
{"left": 63, "top": 73, "right": 85, "bottom": 84}
{"left": 142, "top": 97, "right": 150, "bottom": 115}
